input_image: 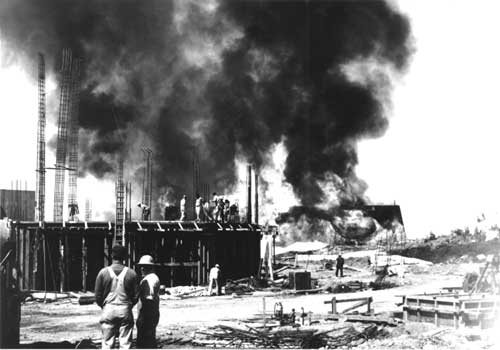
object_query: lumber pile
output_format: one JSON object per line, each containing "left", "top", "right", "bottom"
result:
{"left": 192, "top": 322, "right": 388, "bottom": 348}
{"left": 69, "top": 292, "right": 96, "bottom": 305}
{"left": 225, "top": 280, "right": 255, "bottom": 295}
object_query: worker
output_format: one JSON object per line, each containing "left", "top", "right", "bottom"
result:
{"left": 211, "top": 192, "right": 218, "bottom": 220}
{"left": 224, "top": 199, "right": 230, "bottom": 222}
{"left": 492, "top": 253, "right": 500, "bottom": 273}
{"left": 203, "top": 200, "right": 213, "bottom": 222}
{"left": 137, "top": 202, "right": 150, "bottom": 221}
{"left": 68, "top": 203, "right": 79, "bottom": 220}
{"left": 136, "top": 255, "right": 160, "bottom": 349}
{"left": 179, "top": 195, "right": 187, "bottom": 221}
{"left": 208, "top": 264, "right": 222, "bottom": 296}
{"left": 335, "top": 254, "right": 344, "bottom": 278}
{"left": 216, "top": 197, "right": 225, "bottom": 223}
{"left": 94, "top": 245, "right": 139, "bottom": 349}
{"left": 195, "top": 194, "right": 203, "bottom": 222}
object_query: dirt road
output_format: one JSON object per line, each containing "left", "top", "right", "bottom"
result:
{"left": 20, "top": 263, "right": 464, "bottom": 345}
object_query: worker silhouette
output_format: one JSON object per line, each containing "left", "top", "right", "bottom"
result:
{"left": 336, "top": 254, "right": 344, "bottom": 277}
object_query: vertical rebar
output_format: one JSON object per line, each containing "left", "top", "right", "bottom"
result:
{"left": 36, "top": 53, "right": 46, "bottom": 222}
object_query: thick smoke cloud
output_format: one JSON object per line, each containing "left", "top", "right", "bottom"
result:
{"left": 207, "top": 0, "right": 413, "bottom": 207}
{"left": 0, "top": 0, "right": 413, "bottom": 214}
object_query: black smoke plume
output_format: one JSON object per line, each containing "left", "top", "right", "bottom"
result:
{"left": 207, "top": 0, "right": 413, "bottom": 207}
{"left": 0, "top": 0, "right": 413, "bottom": 214}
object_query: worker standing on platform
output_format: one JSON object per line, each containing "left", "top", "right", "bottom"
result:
{"left": 137, "top": 203, "right": 150, "bottom": 221}
{"left": 216, "top": 197, "right": 225, "bottom": 223}
{"left": 336, "top": 254, "right": 344, "bottom": 278}
{"left": 208, "top": 264, "right": 222, "bottom": 296}
{"left": 136, "top": 255, "right": 160, "bottom": 349}
{"left": 95, "top": 245, "right": 138, "bottom": 349}
{"left": 179, "top": 195, "right": 187, "bottom": 221}
{"left": 195, "top": 194, "right": 203, "bottom": 222}
{"left": 211, "top": 192, "right": 218, "bottom": 221}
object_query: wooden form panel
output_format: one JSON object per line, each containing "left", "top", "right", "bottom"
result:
{"left": 14, "top": 225, "right": 111, "bottom": 292}
{"left": 402, "top": 295, "right": 500, "bottom": 328}
{"left": 126, "top": 228, "right": 261, "bottom": 287}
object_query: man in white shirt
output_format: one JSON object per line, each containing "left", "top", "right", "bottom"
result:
{"left": 136, "top": 255, "right": 160, "bottom": 348}
{"left": 179, "top": 195, "right": 187, "bottom": 221}
{"left": 195, "top": 194, "right": 203, "bottom": 222}
{"left": 208, "top": 264, "right": 222, "bottom": 296}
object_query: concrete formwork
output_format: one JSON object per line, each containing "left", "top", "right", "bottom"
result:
{"left": 12, "top": 221, "right": 261, "bottom": 292}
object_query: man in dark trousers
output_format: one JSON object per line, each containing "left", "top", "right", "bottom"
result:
{"left": 336, "top": 254, "right": 345, "bottom": 278}
{"left": 136, "top": 255, "right": 160, "bottom": 349}
{"left": 95, "top": 245, "right": 139, "bottom": 349}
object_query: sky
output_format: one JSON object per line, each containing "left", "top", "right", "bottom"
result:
{"left": 1, "top": 0, "right": 500, "bottom": 237}
{"left": 357, "top": 0, "right": 500, "bottom": 236}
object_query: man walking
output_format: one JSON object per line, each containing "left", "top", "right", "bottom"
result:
{"left": 336, "top": 254, "right": 345, "bottom": 278}
{"left": 208, "top": 264, "right": 222, "bottom": 296}
{"left": 136, "top": 255, "right": 160, "bottom": 349}
{"left": 95, "top": 245, "right": 138, "bottom": 349}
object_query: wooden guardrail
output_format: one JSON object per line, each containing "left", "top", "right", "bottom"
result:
{"left": 324, "top": 296, "right": 373, "bottom": 315}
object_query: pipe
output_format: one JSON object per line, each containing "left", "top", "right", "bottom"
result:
{"left": 254, "top": 171, "right": 259, "bottom": 225}
{"left": 247, "top": 164, "right": 252, "bottom": 223}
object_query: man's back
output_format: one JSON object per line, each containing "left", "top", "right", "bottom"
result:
{"left": 95, "top": 263, "right": 139, "bottom": 308}
{"left": 209, "top": 267, "right": 220, "bottom": 280}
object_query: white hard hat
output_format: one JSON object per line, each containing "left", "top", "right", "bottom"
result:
{"left": 138, "top": 255, "right": 155, "bottom": 266}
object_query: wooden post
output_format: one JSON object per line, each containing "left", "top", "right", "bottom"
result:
{"left": 59, "top": 234, "right": 64, "bottom": 293}
{"left": 82, "top": 233, "right": 87, "bottom": 292}
{"left": 262, "top": 297, "right": 266, "bottom": 329}
{"left": 417, "top": 298, "right": 421, "bottom": 323}
{"left": 197, "top": 239, "right": 201, "bottom": 285}
{"left": 433, "top": 297, "right": 438, "bottom": 326}
{"left": 42, "top": 231, "right": 47, "bottom": 293}
{"left": 403, "top": 296, "right": 408, "bottom": 322}
{"left": 331, "top": 297, "right": 337, "bottom": 314}
{"left": 453, "top": 300, "right": 458, "bottom": 328}
{"left": 367, "top": 297, "right": 372, "bottom": 315}
{"left": 64, "top": 233, "right": 69, "bottom": 291}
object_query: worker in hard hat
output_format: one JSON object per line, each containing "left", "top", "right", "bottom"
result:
{"left": 136, "top": 255, "right": 160, "bottom": 349}
{"left": 95, "top": 245, "right": 139, "bottom": 349}
{"left": 208, "top": 263, "right": 222, "bottom": 296}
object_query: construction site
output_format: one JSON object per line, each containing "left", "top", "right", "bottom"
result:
{"left": 1, "top": 1, "right": 500, "bottom": 349}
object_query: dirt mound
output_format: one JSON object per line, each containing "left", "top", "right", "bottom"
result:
{"left": 391, "top": 239, "right": 500, "bottom": 264}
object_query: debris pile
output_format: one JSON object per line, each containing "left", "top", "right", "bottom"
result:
{"left": 165, "top": 286, "right": 207, "bottom": 298}
{"left": 192, "top": 322, "right": 389, "bottom": 348}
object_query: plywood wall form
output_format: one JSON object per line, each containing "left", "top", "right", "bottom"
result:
{"left": 125, "top": 221, "right": 261, "bottom": 287}
{"left": 12, "top": 221, "right": 261, "bottom": 292}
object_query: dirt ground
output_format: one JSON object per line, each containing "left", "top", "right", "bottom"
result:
{"left": 19, "top": 259, "right": 499, "bottom": 349}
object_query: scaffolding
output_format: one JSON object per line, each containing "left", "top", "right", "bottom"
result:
{"left": 35, "top": 53, "right": 46, "bottom": 221}
{"left": 53, "top": 49, "right": 73, "bottom": 222}
{"left": 115, "top": 158, "right": 124, "bottom": 244}
{"left": 67, "top": 58, "right": 81, "bottom": 221}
